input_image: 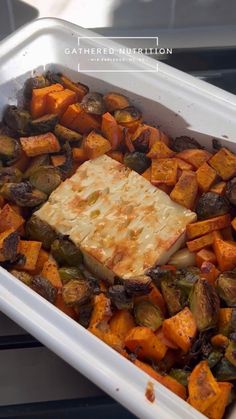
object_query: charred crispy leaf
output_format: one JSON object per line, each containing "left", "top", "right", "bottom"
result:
{"left": 1, "top": 182, "right": 47, "bottom": 207}
{"left": 26, "top": 216, "right": 57, "bottom": 250}
{"left": 176, "top": 267, "right": 200, "bottom": 297}
{"left": 189, "top": 278, "right": 220, "bottom": 331}
{"left": 31, "top": 275, "right": 57, "bottom": 303}
{"left": 217, "top": 272, "right": 236, "bottom": 307}
{"left": 76, "top": 302, "right": 93, "bottom": 328}
{"left": 169, "top": 369, "right": 190, "bottom": 387}
{"left": 54, "top": 124, "right": 82, "bottom": 143}
{"left": 57, "top": 142, "right": 73, "bottom": 180}
{"left": 108, "top": 284, "right": 133, "bottom": 310}
{"left": 146, "top": 266, "right": 175, "bottom": 289}
{"left": 124, "top": 275, "right": 151, "bottom": 296}
{"left": 62, "top": 279, "right": 92, "bottom": 306}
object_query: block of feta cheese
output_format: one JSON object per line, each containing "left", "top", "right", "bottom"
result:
{"left": 35, "top": 155, "right": 196, "bottom": 282}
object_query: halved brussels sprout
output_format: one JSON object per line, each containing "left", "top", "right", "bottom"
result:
{"left": 29, "top": 166, "right": 61, "bottom": 195}
{"left": 226, "top": 177, "right": 236, "bottom": 206}
{"left": 77, "top": 302, "right": 93, "bottom": 328}
{"left": 45, "top": 71, "right": 62, "bottom": 85}
{"left": 169, "top": 369, "right": 190, "bottom": 387}
{"left": 81, "top": 92, "right": 106, "bottom": 115}
{"left": 124, "top": 275, "right": 151, "bottom": 296}
{"left": 108, "top": 284, "right": 133, "bottom": 310}
{"left": 189, "top": 278, "right": 220, "bottom": 331}
{"left": 23, "top": 154, "right": 50, "bottom": 179}
{"left": 147, "top": 266, "right": 175, "bottom": 289}
{"left": 0, "top": 135, "right": 21, "bottom": 164}
{"left": 24, "top": 75, "right": 49, "bottom": 100}
{"left": 59, "top": 267, "right": 82, "bottom": 284}
{"left": 103, "top": 92, "right": 130, "bottom": 113}
{"left": 131, "top": 127, "right": 150, "bottom": 153}
{"left": 1, "top": 182, "right": 47, "bottom": 207}
{"left": 62, "top": 279, "right": 92, "bottom": 306}
{"left": 170, "top": 136, "right": 203, "bottom": 152}
{"left": 10, "top": 269, "right": 32, "bottom": 286}
{"left": 114, "top": 106, "right": 141, "bottom": 125}
{"left": 124, "top": 152, "right": 151, "bottom": 174}
{"left": 134, "top": 301, "right": 163, "bottom": 331}
{"left": 161, "top": 278, "right": 184, "bottom": 316}
{"left": 29, "top": 114, "right": 59, "bottom": 135}
{"left": 217, "top": 272, "right": 236, "bottom": 307}
{"left": 225, "top": 340, "right": 236, "bottom": 367}
{"left": 0, "top": 167, "right": 22, "bottom": 187}
{"left": 31, "top": 275, "right": 57, "bottom": 303}
{"left": 176, "top": 267, "right": 200, "bottom": 297}
{"left": 3, "top": 106, "right": 31, "bottom": 135}
{"left": 51, "top": 238, "right": 82, "bottom": 267}
{"left": 207, "top": 350, "right": 223, "bottom": 369}
{"left": 57, "top": 142, "right": 73, "bottom": 180}
{"left": 26, "top": 216, "right": 57, "bottom": 250}
{"left": 213, "top": 357, "right": 236, "bottom": 381}
{"left": 195, "top": 192, "right": 230, "bottom": 220}
{"left": 54, "top": 124, "right": 82, "bottom": 143}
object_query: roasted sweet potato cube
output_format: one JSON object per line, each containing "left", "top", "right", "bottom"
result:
{"left": 172, "top": 157, "right": 193, "bottom": 171}
{"left": 187, "top": 232, "right": 214, "bottom": 252}
{"left": 231, "top": 216, "right": 236, "bottom": 231}
{"left": 213, "top": 235, "right": 236, "bottom": 271}
{"left": 188, "top": 361, "right": 220, "bottom": 413}
{"left": 41, "top": 258, "right": 62, "bottom": 289}
{"left": 61, "top": 103, "right": 100, "bottom": 134}
{"left": 0, "top": 204, "right": 24, "bottom": 233}
{"left": 109, "top": 309, "right": 135, "bottom": 342}
{"left": 151, "top": 158, "right": 178, "bottom": 186}
{"left": 16, "top": 240, "right": 42, "bottom": 271}
{"left": 51, "top": 155, "right": 66, "bottom": 167}
{"left": 200, "top": 261, "right": 220, "bottom": 284}
{"left": 176, "top": 149, "right": 212, "bottom": 169}
{"left": 186, "top": 214, "right": 231, "bottom": 240}
{"left": 210, "top": 181, "right": 226, "bottom": 195}
{"left": 101, "top": 112, "right": 123, "bottom": 150}
{"left": 46, "top": 89, "right": 76, "bottom": 116}
{"left": 60, "top": 75, "right": 88, "bottom": 101}
{"left": 204, "top": 382, "right": 232, "bottom": 419}
{"left": 147, "top": 141, "right": 175, "bottom": 159}
{"left": 170, "top": 170, "right": 198, "bottom": 209}
{"left": 196, "top": 248, "right": 216, "bottom": 267}
{"left": 125, "top": 326, "right": 167, "bottom": 362}
{"left": 20, "top": 133, "right": 60, "bottom": 157}
{"left": 162, "top": 307, "right": 197, "bottom": 352}
{"left": 72, "top": 147, "right": 88, "bottom": 162}
{"left": 29, "top": 248, "right": 49, "bottom": 275}
{"left": 30, "top": 83, "right": 64, "bottom": 118}
{"left": 209, "top": 147, "right": 236, "bottom": 180}
{"left": 196, "top": 162, "right": 217, "bottom": 192}
{"left": 84, "top": 131, "right": 111, "bottom": 159}
{"left": 89, "top": 293, "right": 112, "bottom": 331}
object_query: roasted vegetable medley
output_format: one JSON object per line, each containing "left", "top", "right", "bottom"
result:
{"left": 1, "top": 71, "right": 236, "bottom": 419}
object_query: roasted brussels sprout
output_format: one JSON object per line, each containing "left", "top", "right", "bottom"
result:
{"left": 189, "top": 278, "right": 220, "bottom": 331}
{"left": 24, "top": 75, "right": 49, "bottom": 100}
{"left": 0, "top": 230, "right": 20, "bottom": 262}
{"left": 124, "top": 152, "right": 150, "bottom": 174}
{"left": 29, "top": 114, "right": 59, "bottom": 135}
{"left": 29, "top": 166, "right": 61, "bottom": 195}
{"left": 79, "top": 266, "right": 101, "bottom": 294}
{"left": 108, "top": 284, "right": 133, "bottom": 310}
{"left": 161, "top": 278, "right": 184, "bottom": 316}
{"left": 57, "top": 142, "right": 73, "bottom": 180}
{"left": 26, "top": 216, "right": 57, "bottom": 250}
{"left": 58, "top": 267, "right": 82, "bottom": 284}
{"left": 1, "top": 182, "right": 47, "bottom": 207}
{"left": 0, "top": 135, "right": 21, "bottom": 164}
{"left": 51, "top": 238, "right": 82, "bottom": 267}
{"left": 114, "top": 106, "right": 141, "bottom": 125}
{"left": 62, "top": 279, "right": 92, "bottom": 306}
{"left": 176, "top": 267, "right": 200, "bottom": 297}
{"left": 0, "top": 167, "right": 22, "bottom": 187}
{"left": 23, "top": 154, "right": 50, "bottom": 179}
{"left": 217, "top": 271, "right": 236, "bottom": 307}
{"left": 54, "top": 124, "right": 82, "bottom": 143}
{"left": 77, "top": 302, "right": 93, "bottom": 328}
{"left": 81, "top": 92, "right": 106, "bottom": 115}
{"left": 103, "top": 92, "right": 130, "bottom": 113}
{"left": 226, "top": 177, "right": 236, "bottom": 206}
{"left": 124, "top": 275, "right": 151, "bottom": 296}
{"left": 10, "top": 269, "right": 32, "bottom": 286}
{"left": 225, "top": 340, "right": 236, "bottom": 367}
{"left": 45, "top": 71, "right": 62, "bottom": 85}
{"left": 170, "top": 136, "right": 203, "bottom": 152}
{"left": 213, "top": 357, "right": 236, "bottom": 381}
{"left": 147, "top": 266, "right": 175, "bottom": 288}
{"left": 195, "top": 192, "right": 230, "bottom": 220}
{"left": 169, "top": 369, "right": 190, "bottom": 387}
{"left": 3, "top": 106, "right": 31, "bottom": 135}
{"left": 134, "top": 301, "right": 163, "bottom": 331}
{"left": 207, "top": 350, "right": 223, "bottom": 369}
{"left": 31, "top": 275, "right": 57, "bottom": 303}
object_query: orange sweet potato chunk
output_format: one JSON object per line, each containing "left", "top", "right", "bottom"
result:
{"left": 61, "top": 103, "right": 100, "bottom": 134}
{"left": 16, "top": 240, "right": 42, "bottom": 271}
{"left": 72, "top": 147, "right": 88, "bottom": 163}
{"left": 196, "top": 162, "right": 217, "bottom": 192}
{"left": 186, "top": 214, "right": 231, "bottom": 240}
{"left": 204, "top": 382, "right": 232, "bottom": 419}
{"left": 200, "top": 261, "right": 220, "bottom": 285}
{"left": 84, "top": 131, "right": 112, "bottom": 159}
{"left": 209, "top": 147, "right": 236, "bottom": 180}
{"left": 188, "top": 360, "right": 220, "bottom": 413}
{"left": 151, "top": 158, "right": 178, "bottom": 186}
{"left": 170, "top": 170, "right": 198, "bottom": 210}
{"left": 176, "top": 149, "right": 212, "bottom": 169}
{"left": 147, "top": 141, "right": 175, "bottom": 159}
{"left": 213, "top": 235, "right": 236, "bottom": 271}
{"left": 46, "top": 89, "right": 76, "bottom": 116}
{"left": 125, "top": 326, "right": 167, "bottom": 362}
{"left": 196, "top": 248, "right": 216, "bottom": 267}
{"left": 20, "top": 133, "right": 60, "bottom": 157}
{"left": 41, "top": 258, "right": 62, "bottom": 289}
{"left": 162, "top": 307, "right": 197, "bottom": 352}
{"left": 109, "top": 309, "right": 135, "bottom": 342}
{"left": 30, "top": 83, "right": 64, "bottom": 118}
{"left": 187, "top": 232, "right": 215, "bottom": 252}
{"left": 210, "top": 182, "right": 226, "bottom": 195}
{"left": 101, "top": 112, "right": 123, "bottom": 150}
{"left": 0, "top": 204, "right": 24, "bottom": 233}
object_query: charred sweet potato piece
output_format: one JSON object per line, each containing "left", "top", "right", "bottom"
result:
{"left": 101, "top": 112, "right": 123, "bottom": 150}
{"left": 59, "top": 75, "right": 88, "bottom": 101}
{"left": 61, "top": 103, "right": 100, "bottom": 134}
{"left": 89, "top": 293, "right": 112, "bottom": 332}
{"left": 147, "top": 141, "right": 175, "bottom": 159}
{"left": 176, "top": 149, "right": 212, "bottom": 169}
{"left": 0, "top": 228, "right": 20, "bottom": 262}
{"left": 210, "top": 181, "right": 226, "bottom": 195}
{"left": 170, "top": 170, "right": 198, "bottom": 210}
{"left": 84, "top": 131, "right": 111, "bottom": 159}
{"left": 72, "top": 147, "right": 88, "bottom": 163}
{"left": 103, "top": 92, "right": 130, "bottom": 112}
{"left": 204, "top": 382, "right": 232, "bottom": 419}
{"left": 186, "top": 214, "right": 231, "bottom": 240}
{"left": 196, "top": 162, "right": 217, "bottom": 192}
{"left": 151, "top": 158, "right": 178, "bottom": 186}
{"left": 125, "top": 326, "right": 167, "bottom": 362}
{"left": 29, "top": 248, "right": 49, "bottom": 275}
{"left": 211, "top": 334, "right": 229, "bottom": 348}
{"left": 141, "top": 167, "right": 151, "bottom": 181}
{"left": 162, "top": 307, "right": 197, "bottom": 352}
{"left": 20, "top": 133, "right": 60, "bottom": 157}
{"left": 196, "top": 248, "right": 217, "bottom": 267}
{"left": 15, "top": 240, "right": 42, "bottom": 271}
{"left": 209, "top": 147, "right": 236, "bottom": 180}
{"left": 213, "top": 235, "right": 236, "bottom": 271}
{"left": 30, "top": 84, "right": 64, "bottom": 118}
{"left": 46, "top": 89, "right": 76, "bottom": 116}
{"left": 188, "top": 361, "right": 220, "bottom": 413}
{"left": 131, "top": 124, "right": 161, "bottom": 152}
{"left": 51, "top": 155, "right": 66, "bottom": 167}
{"left": 200, "top": 261, "right": 220, "bottom": 285}
{"left": 218, "top": 308, "right": 234, "bottom": 336}
{"left": 0, "top": 204, "right": 24, "bottom": 233}
{"left": 41, "top": 258, "right": 62, "bottom": 289}
{"left": 109, "top": 309, "right": 135, "bottom": 342}
{"left": 55, "top": 293, "right": 77, "bottom": 319}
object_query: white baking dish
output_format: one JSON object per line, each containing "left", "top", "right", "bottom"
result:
{"left": 0, "top": 18, "right": 236, "bottom": 419}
